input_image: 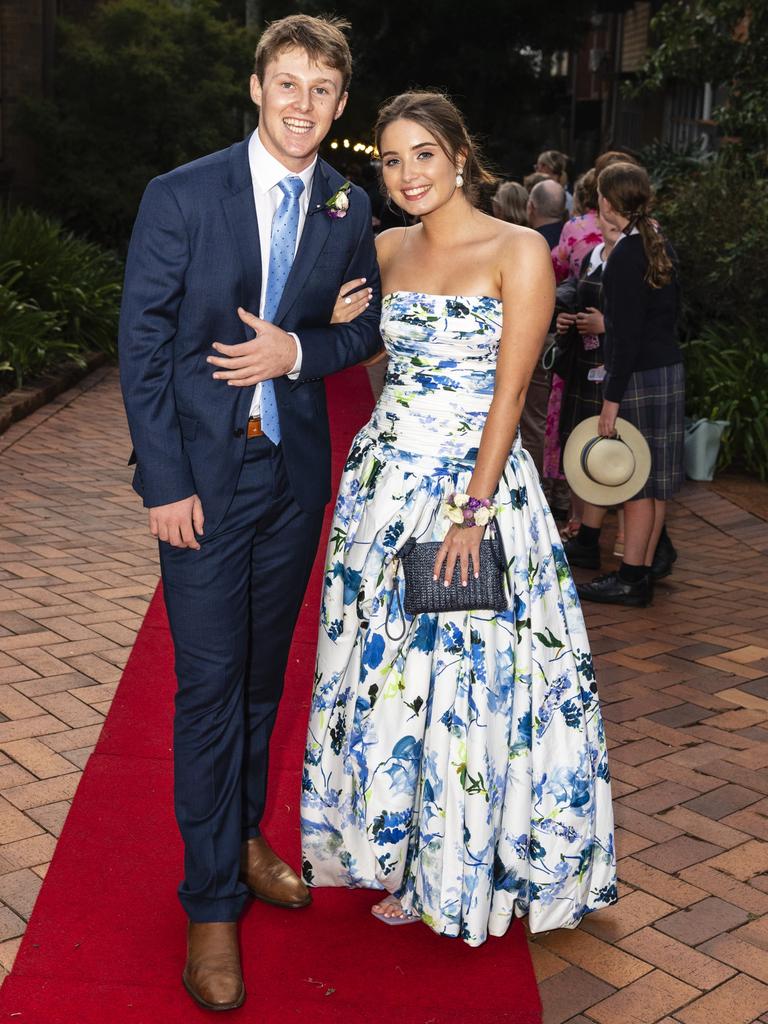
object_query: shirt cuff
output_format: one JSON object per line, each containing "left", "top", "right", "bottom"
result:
{"left": 287, "top": 333, "right": 302, "bottom": 380}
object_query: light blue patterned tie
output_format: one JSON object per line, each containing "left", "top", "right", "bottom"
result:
{"left": 260, "top": 174, "right": 305, "bottom": 445}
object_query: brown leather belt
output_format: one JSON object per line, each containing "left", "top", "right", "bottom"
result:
{"left": 247, "top": 416, "right": 264, "bottom": 439}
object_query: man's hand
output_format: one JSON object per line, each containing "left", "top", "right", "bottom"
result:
{"left": 206, "top": 307, "right": 297, "bottom": 387}
{"left": 149, "top": 494, "right": 204, "bottom": 549}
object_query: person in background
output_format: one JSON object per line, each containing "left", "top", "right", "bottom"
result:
{"left": 594, "top": 149, "right": 639, "bottom": 175}
{"left": 523, "top": 170, "right": 549, "bottom": 193}
{"left": 544, "top": 169, "right": 602, "bottom": 520}
{"left": 552, "top": 169, "right": 602, "bottom": 283}
{"left": 555, "top": 213, "right": 621, "bottom": 553}
{"left": 535, "top": 149, "right": 573, "bottom": 213}
{"left": 519, "top": 178, "right": 565, "bottom": 475}
{"left": 576, "top": 162, "right": 684, "bottom": 607}
{"left": 492, "top": 180, "right": 529, "bottom": 226}
{"left": 527, "top": 180, "right": 566, "bottom": 247}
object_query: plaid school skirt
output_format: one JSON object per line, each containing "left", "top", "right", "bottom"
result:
{"left": 617, "top": 362, "right": 685, "bottom": 501}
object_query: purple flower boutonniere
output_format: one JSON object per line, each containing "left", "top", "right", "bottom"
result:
{"left": 325, "top": 181, "right": 351, "bottom": 219}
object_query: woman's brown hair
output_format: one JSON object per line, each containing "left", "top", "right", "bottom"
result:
{"left": 374, "top": 91, "right": 496, "bottom": 206}
{"left": 573, "top": 169, "right": 598, "bottom": 214}
{"left": 594, "top": 149, "right": 639, "bottom": 175}
{"left": 492, "top": 181, "right": 529, "bottom": 226}
{"left": 254, "top": 14, "right": 352, "bottom": 94}
{"left": 536, "top": 149, "right": 569, "bottom": 187}
{"left": 597, "top": 162, "right": 673, "bottom": 288}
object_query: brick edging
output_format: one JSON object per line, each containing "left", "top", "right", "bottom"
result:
{"left": 0, "top": 352, "right": 110, "bottom": 436}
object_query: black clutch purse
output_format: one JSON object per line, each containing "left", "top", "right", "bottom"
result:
{"left": 385, "top": 526, "right": 511, "bottom": 640}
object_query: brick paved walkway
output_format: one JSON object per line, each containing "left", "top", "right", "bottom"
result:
{"left": 1, "top": 366, "right": 768, "bottom": 1023}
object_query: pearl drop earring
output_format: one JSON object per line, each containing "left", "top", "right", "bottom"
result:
{"left": 456, "top": 169, "right": 465, "bottom": 188}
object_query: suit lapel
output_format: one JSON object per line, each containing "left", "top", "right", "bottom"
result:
{"left": 221, "top": 136, "right": 262, "bottom": 340}
{"left": 273, "top": 162, "right": 335, "bottom": 325}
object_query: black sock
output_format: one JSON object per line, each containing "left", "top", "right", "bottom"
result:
{"left": 619, "top": 561, "right": 647, "bottom": 583}
{"left": 577, "top": 525, "right": 601, "bottom": 548}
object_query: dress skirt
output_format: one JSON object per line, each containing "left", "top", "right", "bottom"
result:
{"left": 300, "top": 291, "right": 617, "bottom": 946}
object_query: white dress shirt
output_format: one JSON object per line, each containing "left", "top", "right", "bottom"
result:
{"left": 247, "top": 129, "right": 316, "bottom": 418}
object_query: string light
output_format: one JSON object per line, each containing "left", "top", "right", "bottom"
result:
{"left": 328, "top": 138, "right": 379, "bottom": 158}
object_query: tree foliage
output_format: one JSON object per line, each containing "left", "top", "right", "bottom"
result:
{"left": 22, "top": 0, "right": 255, "bottom": 248}
{"left": 292, "top": 0, "right": 589, "bottom": 173}
{"left": 633, "top": 1, "right": 768, "bottom": 150}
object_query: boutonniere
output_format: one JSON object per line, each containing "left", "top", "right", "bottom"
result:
{"left": 325, "top": 181, "right": 351, "bottom": 219}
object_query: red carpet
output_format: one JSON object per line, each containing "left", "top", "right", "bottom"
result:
{"left": 0, "top": 367, "right": 541, "bottom": 1024}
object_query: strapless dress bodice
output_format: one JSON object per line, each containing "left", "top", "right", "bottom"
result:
{"left": 369, "top": 291, "right": 505, "bottom": 467}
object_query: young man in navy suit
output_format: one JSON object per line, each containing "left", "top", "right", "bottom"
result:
{"left": 119, "top": 15, "right": 381, "bottom": 1011}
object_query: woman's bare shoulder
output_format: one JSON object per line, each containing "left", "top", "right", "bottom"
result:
{"left": 375, "top": 225, "right": 416, "bottom": 264}
{"left": 491, "top": 218, "right": 548, "bottom": 250}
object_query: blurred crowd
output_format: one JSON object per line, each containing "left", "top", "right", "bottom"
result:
{"left": 489, "top": 148, "right": 682, "bottom": 606}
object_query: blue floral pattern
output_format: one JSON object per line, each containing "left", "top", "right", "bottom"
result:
{"left": 300, "top": 292, "right": 616, "bottom": 945}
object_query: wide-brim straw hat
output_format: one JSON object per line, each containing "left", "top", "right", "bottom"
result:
{"left": 563, "top": 416, "right": 651, "bottom": 506}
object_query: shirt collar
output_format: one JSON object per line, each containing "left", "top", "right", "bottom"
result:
{"left": 249, "top": 129, "right": 317, "bottom": 197}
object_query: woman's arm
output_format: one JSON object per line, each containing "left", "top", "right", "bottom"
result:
{"left": 433, "top": 229, "right": 555, "bottom": 586}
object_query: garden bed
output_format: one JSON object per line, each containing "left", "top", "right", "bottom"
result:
{"left": 0, "top": 351, "right": 109, "bottom": 435}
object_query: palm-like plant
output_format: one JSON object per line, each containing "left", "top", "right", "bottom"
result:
{"left": 0, "top": 209, "right": 122, "bottom": 388}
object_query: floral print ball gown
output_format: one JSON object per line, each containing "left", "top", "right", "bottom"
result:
{"left": 300, "top": 292, "right": 616, "bottom": 945}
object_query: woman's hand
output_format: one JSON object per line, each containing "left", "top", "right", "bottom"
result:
{"left": 576, "top": 307, "right": 604, "bottom": 335}
{"left": 432, "top": 524, "right": 485, "bottom": 587}
{"left": 331, "top": 279, "right": 372, "bottom": 324}
{"left": 598, "top": 399, "right": 620, "bottom": 437}
{"left": 556, "top": 312, "right": 577, "bottom": 335}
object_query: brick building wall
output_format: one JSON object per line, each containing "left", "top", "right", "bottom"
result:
{"left": 621, "top": 1, "right": 652, "bottom": 73}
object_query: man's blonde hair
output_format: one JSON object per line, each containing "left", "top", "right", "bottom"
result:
{"left": 254, "top": 14, "right": 352, "bottom": 94}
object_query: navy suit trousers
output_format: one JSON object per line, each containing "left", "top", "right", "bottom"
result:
{"left": 159, "top": 437, "right": 323, "bottom": 921}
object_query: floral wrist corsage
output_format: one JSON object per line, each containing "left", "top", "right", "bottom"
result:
{"left": 442, "top": 493, "right": 498, "bottom": 528}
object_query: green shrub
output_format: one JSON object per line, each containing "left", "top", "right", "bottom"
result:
{"left": 0, "top": 209, "right": 122, "bottom": 388}
{"left": 0, "top": 275, "right": 73, "bottom": 389}
{"left": 683, "top": 319, "right": 768, "bottom": 480}
{"left": 652, "top": 151, "right": 768, "bottom": 340}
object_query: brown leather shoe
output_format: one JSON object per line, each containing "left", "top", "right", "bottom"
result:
{"left": 182, "top": 921, "right": 245, "bottom": 1012}
{"left": 240, "top": 836, "right": 311, "bottom": 909}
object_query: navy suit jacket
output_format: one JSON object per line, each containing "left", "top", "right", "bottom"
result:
{"left": 118, "top": 134, "right": 382, "bottom": 531}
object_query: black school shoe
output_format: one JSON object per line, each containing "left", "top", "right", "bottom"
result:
{"left": 650, "top": 532, "right": 678, "bottom": 580}
{"left": 562, "top": 537, "right": 601, "bottom": 571}
{"left": 577, "top": 571, "right": 653, "bottom": 607}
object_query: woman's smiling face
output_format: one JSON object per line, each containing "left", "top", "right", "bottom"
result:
{"left": 379, "top": 118, "right": 464, "bottom": 215}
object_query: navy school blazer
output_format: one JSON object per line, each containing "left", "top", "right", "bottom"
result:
{"left": 118, "top": 134, "right": 382, "bottom": 533}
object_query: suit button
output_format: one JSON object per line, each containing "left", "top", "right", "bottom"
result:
{"left": 233, "top": 427, "right": 244, "bottom": 438}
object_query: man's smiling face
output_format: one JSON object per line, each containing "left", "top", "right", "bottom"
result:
{"left": 250, "top": 47, "right": 347, "bottom": 173}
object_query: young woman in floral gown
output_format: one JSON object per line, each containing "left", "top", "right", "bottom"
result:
{"left": 300, "top": 91, "right": 616, "bottom": 946}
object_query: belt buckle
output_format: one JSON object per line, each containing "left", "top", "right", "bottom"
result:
{"left": 247, "top": 416, "right": 263, "bottom": 440}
